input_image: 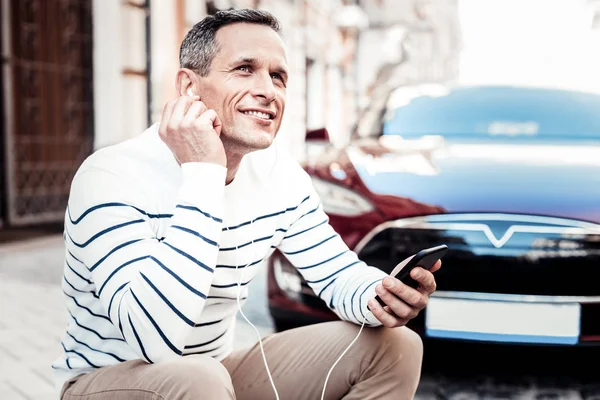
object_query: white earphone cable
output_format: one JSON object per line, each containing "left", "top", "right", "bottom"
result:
{"left": 320, "top": 311, "right": 372, "bottom": 400}
{"left": 227, "top": 220, "right": 374, "bottom": 400}
{"left": 226, "top": 222, "right": 280, "bottom": 400}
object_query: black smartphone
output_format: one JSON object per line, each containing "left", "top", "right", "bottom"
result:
{"left": 373, "top": 244, "right": 448, "bottom": 308}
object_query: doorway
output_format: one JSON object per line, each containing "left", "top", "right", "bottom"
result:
{"left": 1, "top": 0, "right": 94, "bottom": 231}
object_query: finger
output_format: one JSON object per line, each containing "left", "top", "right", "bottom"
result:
{"left": 159, "top": 99, "right": 178, "bottom": 136}
{"left": 429, "top": 260, "right": 442, "bottom": 274}
{"left": 376, "top": 283, "right": 420, "bottom": 319}
{"left": 368, "top": 298, "right": 404, "bottom": 328}
{"left": 212, "top": 113, "right": 222, "bottom": 136}
{"left": 410, "top": 267, "right": 437, "bottom": 295}
{"left": 182, "top": 101, "right": 207, "bottom": 125}
{"left": 171, "top": 96, "right": 199, "bottom": 124}
{"left": 381, "top": 276, "right": 425, "bottom": 308}
{"left": 195, "top": 109, "right": 220, "bottom": 131}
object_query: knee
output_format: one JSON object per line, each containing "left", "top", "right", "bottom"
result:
{"left": 158, "top": 355, "right": 234, "bottom": 399}
{"left": 368, "top": 326, "right": 423, "bottom": 369}
{"left": 387, "top": 326, "right": 423, "bottom": 364}
{"left": 365, "top": 326, "right": 424, "bottom": 396}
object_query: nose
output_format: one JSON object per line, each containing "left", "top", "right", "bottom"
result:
{"left": 250, "top": 71, "right": 277, "bottom": 104}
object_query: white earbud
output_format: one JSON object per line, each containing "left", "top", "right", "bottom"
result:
{"left": 187, "top": 88, "right": 194, "bottom": 97}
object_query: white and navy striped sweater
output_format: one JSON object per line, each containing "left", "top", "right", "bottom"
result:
{"left": 52, "top": 124, "right": 387, "bottom": 390}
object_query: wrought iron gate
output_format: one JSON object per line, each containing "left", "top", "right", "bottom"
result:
{"left": 1, "top": 0, "right": 94, "bottom": 227}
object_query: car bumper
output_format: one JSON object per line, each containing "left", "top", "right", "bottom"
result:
{"left": 267, "top": 252, "right": 600, "bottom": 346}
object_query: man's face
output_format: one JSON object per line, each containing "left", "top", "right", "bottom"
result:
{"left": 197, "top": 23, "right": 288, "bottom": 154}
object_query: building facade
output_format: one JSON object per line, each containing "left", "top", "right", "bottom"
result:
{"left": 0, "top": 0, "right": 459, "bottom": 231}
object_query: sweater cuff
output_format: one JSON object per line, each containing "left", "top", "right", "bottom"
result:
{"left": 364, "top": 273, "right": 387, "bottom": 326}
{"left": 178, "top": 162, "right": 227, "bottom": 204}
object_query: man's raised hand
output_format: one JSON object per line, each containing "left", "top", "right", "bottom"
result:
{"left": 159, "top": 96, "right": 226, "bottom": 167}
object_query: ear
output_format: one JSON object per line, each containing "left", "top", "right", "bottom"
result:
{"left": 175, "top": 68, "right": 199, "bottom": 98}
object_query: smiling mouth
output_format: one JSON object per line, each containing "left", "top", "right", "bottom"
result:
{"left": 241, "top": 110, "right": 275, "bottom": 120}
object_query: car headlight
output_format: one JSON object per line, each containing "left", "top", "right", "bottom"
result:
{"left": 311, "top": 177, "right": 375, "bottom": 216}
{"left": 273, "top": 256, "right": 303, "bottom": 295}
{"left": 273, "top": 255, "right": 316, "bottom": 301}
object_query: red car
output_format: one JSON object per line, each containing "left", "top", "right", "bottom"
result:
{"left": 267, "top": 83, "right": 600, "bottom": 346}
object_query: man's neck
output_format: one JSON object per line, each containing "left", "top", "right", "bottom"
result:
{"left": 224, "top": 151, "right": 243, "bottom": 185}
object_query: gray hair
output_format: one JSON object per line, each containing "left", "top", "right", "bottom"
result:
{"left": 179, "top": 8, "right": 282, "bottom": 76}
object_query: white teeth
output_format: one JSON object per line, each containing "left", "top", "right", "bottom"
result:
{"left": 243, "top": 110, "right": 271, "bottom": 119}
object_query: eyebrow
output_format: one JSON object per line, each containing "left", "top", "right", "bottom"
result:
{"left": 230, "top": 57, "right": 289, "bottom": 81}
{"left": 229, "top": 57, "right": 259, "bottom": 67}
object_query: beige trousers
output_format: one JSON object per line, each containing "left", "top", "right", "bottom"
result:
{"left": 60, "top": 321, "right": 423, "bottom": 400}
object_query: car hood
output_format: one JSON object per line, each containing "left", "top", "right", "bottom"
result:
{"left": 345, "top": 139, "right": 600, "bottom": 224}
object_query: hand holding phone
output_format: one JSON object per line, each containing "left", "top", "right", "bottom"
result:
{"left": 373, "top": 244, "right": 447, "bottom": 308}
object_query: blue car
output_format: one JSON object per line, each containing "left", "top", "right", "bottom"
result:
{"left": 267, "top": 83, "right": 600, "bottom": 347}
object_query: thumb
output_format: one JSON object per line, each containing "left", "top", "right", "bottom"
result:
{"left": 199, "top": 109, "right": 222, "bottom": 136}
{"left": 212, "top": 112, "right": 222, "bottom": 136}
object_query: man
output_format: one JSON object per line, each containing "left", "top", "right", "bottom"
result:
{"left": 54, "top": 8, "right": 441, "bottom": 400}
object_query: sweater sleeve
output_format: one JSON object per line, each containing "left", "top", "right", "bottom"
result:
{"left": 66, "top": 162, "right": 226, "bottom": 363}
{"left": 276, "top": 170, "right": 387, "bottom": 326}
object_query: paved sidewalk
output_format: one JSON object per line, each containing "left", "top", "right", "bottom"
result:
{"left": 0, "top": 235, "right": 273, "bottom": 400}
{"left": 3, "top": 236, "right": 599, "bottom": 400}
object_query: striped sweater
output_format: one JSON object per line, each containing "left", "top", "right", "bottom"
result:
{"left": 52, "top": 124, "right": 387, "bottom": 391}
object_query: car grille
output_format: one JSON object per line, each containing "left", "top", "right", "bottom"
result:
{"left": 355, "top": 214, "right": 600, "bottom": 297}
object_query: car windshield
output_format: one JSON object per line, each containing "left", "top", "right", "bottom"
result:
{"left": 376, "top": 86, "right": 600, "bottom": 141}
